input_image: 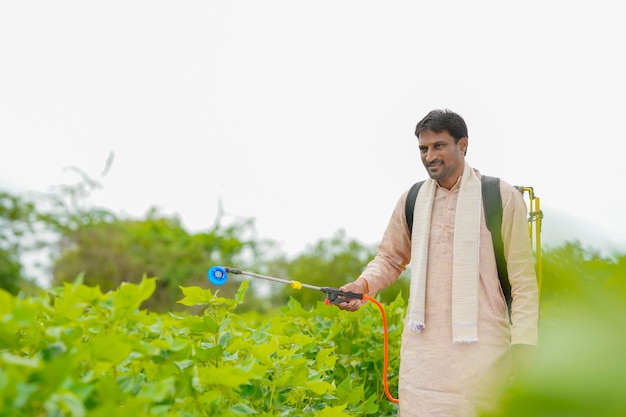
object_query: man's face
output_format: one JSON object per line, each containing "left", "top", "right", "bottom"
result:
{"left": 418, "top": 130, "right": 468, "bottom": 189}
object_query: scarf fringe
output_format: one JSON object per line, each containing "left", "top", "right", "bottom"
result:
{"left": 407, "top": 321, "right": 425, "bottom": 334}
{"left": 453, "top": 337, "right": 479, "bottom": 344}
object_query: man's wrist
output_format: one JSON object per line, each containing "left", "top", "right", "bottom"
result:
{"left": 358, "top": 277, "right": 370, "bottom": 294}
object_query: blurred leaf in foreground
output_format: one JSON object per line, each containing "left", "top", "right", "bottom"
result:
{"left": 484, "top": 278, "right": 626, "bottom": 417}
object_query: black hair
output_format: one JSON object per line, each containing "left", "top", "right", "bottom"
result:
{"left": 414, "top": 109, "right": 468, "bottom": 142}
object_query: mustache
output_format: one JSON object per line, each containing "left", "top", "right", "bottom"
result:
{"left": 426, "top": 160, "right": 443, "bottom": 167}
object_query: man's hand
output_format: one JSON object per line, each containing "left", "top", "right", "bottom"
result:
{"left": 336, "top": 278, "right": 369, "bottom": 312}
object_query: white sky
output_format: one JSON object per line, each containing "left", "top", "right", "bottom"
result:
{"left": 1, "top": 1, "right": 625, "bottom": 259}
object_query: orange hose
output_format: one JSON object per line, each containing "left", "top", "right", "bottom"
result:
{"left": 363, "top": 294, "right": 399, "bottom": 404}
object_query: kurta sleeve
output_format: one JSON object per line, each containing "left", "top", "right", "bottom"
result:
{"left": 500, "top": 181, "right": 539, "bottom": 346}
{"left": 360, "top": 191, "right": 413, "bottom": 294}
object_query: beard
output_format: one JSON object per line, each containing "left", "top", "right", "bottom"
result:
{"left": 425, "top": 160, "right": 447, "bottom": 180}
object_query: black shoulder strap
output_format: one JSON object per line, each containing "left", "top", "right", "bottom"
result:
{"left": 405, "top": 181, "right": 424, "bottom": 237}
{"left": 404, "top": 176, "right": 511, "bottom": 316}
{"left": 481, "top": 176, "right": 511, "bottom": 316}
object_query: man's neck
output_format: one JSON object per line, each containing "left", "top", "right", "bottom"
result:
{"left": 437, "top": 163, "right": 465, "bottom": 190}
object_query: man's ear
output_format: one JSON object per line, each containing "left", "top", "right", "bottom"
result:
{"left": 459, "top": 137, "right": 468, "bottom": 156}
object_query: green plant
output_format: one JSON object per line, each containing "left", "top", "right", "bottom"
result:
{"left": 0, "top": 275, "right": 404, "bottom": 416}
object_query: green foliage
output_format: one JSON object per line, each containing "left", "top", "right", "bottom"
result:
{"left": 485, "top": 288, "right": 626, "bottom": 417}
{"left": 0, "top": 191, "right": 38, "bottom": 294}
{"left": 481, "top": 242, "right": 626, "bottom": 417}
{"left": 3, "top": 240, "right": 626, "bottom": 415}
{"left": 52, "top": 212, "right": 262, "bottom": 313}
{"left": 1, "top": 179, "right": 116, "bottom": 295}
{"left": 0, "top": 275, "right": 404, "bottom": 416}
{"left": 0, "top": 192, "right": 38, "bottom": 247}
{"left": 0, "top": 248, "right": 23, "bottom": 295}
{"left": 5, "top": 178, "right": 626, "bottom": 415}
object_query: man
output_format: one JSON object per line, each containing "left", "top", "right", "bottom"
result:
{"left": 338, "top": 109, "right": 538, "bottom": 416}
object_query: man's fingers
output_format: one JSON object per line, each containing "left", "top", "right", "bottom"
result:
{"left": 338, "top": 299, "right": 363, "bottom": 312}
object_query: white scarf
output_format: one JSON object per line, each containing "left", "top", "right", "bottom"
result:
{"left": 407, "top": 162, "right": 482, "bottom": 343}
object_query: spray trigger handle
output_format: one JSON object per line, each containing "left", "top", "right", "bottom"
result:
{"left": 321, "top": 287, "right": 363, "bottom": 305}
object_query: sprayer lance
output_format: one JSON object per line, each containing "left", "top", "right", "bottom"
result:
{"left": 214, "top": 266, "right": 363, "bottom": 305}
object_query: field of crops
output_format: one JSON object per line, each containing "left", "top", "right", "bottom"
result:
{"left": 0, "top": 276, "right": 404, "bottom": 416}
{"left": 3, "top": 260, "right": 626, "bottom": 417}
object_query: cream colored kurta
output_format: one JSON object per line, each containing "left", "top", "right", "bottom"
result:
{"left": 361, "top": 171, "right": 538, "bottom": 417}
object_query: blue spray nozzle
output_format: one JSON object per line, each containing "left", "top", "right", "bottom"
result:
{"left": 208, "top": 266, "right": 228, "bottom": 286}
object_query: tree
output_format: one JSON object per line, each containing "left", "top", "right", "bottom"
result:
{"left": 2, "top": 163, "right": 282, "bottom": 311}
{"left": 51, "top": 209, "right": 267, "bottom": 312}
{"left": 0, "top": 191, "right": 39, "bottom": 294}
